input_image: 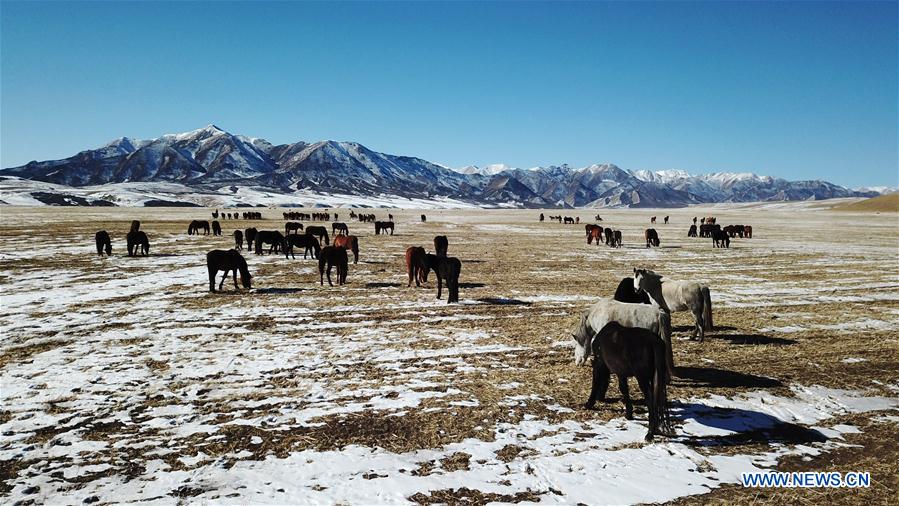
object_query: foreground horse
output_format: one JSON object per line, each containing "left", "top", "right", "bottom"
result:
{"left": 126, "top": 231, "right": 150, "bottom": 256}
{"left": 405, "top": 246, "right": 428, "bottom": 287}
{"left": 585, "top": 322, "right": 672, "bottom": 441}
{"left": 333, "top": 235, "right": 359, "bottom": 264}
{"left": 434, "top": 235, "right": 448, "bottom": 256}
{"left": 634, "top": 268, "right": 712, "bottom": 341}
{"left": 206, "top": 249, "right": 252, "bottom": 292}
{"left": 570, "top": 299, "right": 673, "bottom": 377}
{"left": 318, "top": 246, "right": 348, "bottom": 286}
{"left": 587, "top": 226, "right": 603, "bottom": 245}
{"left": 95, "top": 230, "right": 112, "bottom": 256}
{"left": 613, "top": 277, "right": 650, "bottom": 304}
{"left": 285, "top": 234, "right": 321, "bottom": 259}
{"left": 424, "top": 253, "right": 461, "bottom": 303}
{"left": 306, "top": 226, "right": 330, "bottom": 246}
{"left": 644, "top": 228, "right": 660, "bottom": 247}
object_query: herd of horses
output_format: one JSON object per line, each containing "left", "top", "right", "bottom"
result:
{"left": 211, "top": 210, "right": 263, "bottom": 220}
{"left": 578, "top": 216, "right": 753, "bottom": 249}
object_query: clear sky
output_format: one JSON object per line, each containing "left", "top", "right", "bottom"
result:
{"left": 1, "top": 1, "right": 896, "bottom": 187}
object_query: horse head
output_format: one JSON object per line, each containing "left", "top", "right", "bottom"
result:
{"left": 572, "top": 311, "right": 593, "bottom": 366}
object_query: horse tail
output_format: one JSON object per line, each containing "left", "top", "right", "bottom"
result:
{"left": 652, "top": 337, "right": 672, "bottom": 436}
{"left": 657, "top": 310, "right": 675, "bottom": 381}
{"left": 702, "top": 286, "right": 713, "bottom": 331}
{"left": 323, "top": 230, "right": 330, "bottom": 245}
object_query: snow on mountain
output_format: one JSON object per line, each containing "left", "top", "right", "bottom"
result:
{"left": 0, "top": 126, "right": 884, "bottom": 207}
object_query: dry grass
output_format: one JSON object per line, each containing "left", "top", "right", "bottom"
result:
{"left": 832, "top": 193, "right": 899, "bottom": 213}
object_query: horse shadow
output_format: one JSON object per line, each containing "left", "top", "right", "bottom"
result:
{"left": 365, "top": 282, "right": 402, "bottom": 288}
{"left": 717, "top": 333, "right": 798, "bottom": 346}
{"left": 674, "top": 402, "right": 828, "bottom": 447}
{"left": 673, "top": 325, "right": 738, "bottom": 333}
{"left": 459, "top": 282, "right": 486, "bottom": 289}
{"left": 461, "top": 259, "right": 487, "bottom": 263}
{"left": 673, "top": 366, "right": 783, "bottom": 389}
{"left": 253, "top": 287, "right": 306, "bottom": 294}
{"left": 476, "top": 297, "right": 533, "bottom": 306}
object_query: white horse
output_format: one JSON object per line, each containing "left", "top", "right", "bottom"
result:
{"left": 571, "top": 299, "right": 674, "bottom": 376}
{"left": 633, "top": 268, "right": 712, "bottom": 342}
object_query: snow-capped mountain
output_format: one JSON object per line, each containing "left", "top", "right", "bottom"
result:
{"left": 1, "top": 125, "right": 882, "bottom": 207}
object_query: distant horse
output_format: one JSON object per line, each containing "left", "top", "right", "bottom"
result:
{"left": 405, "top": 246, "right": 428, "bottom": 287}
{"left": 255, "top": 230, "right": 286, "bottom": 255}
{"left": 285, "top": 234, "right": 321, "bottom": 259}
{"left": 424, "top": 254, "right": 461, "bottom": 303}
{"left": 650, "top": 216, "right": 656, "bottom": 224}
{"left": 634, "top": 268, "right": 712, "bottom": 341}
{"left": 594, "top": 214, "right": 603, "bottom": 221}
{"left": 692, "top": 217, "right": 697, "bottom": 225}
{"left": 687, "top": 224, "right": 697, "bottom": 237}
{"left": 211, "top": 220, "right": 222, "bottom": 236}
{"left": 421, "top": 214, "right": 427, "bottom": 222}
{"left": 571, "top": 299, "right": 673, "bottom": 376}
{"left": 613, "top": 277, "right": 650, "bottom": 304}
{"left": 539, "top": 213, "right": 544, "bottom": 222}
{"left": 332, "top": 222, "right": 349, "bottom": 236}
{"left": 245, "top": 227, "right": 258, "bottom": 251}
{"left": 375, "top": 221, "right": 395, "bottom": 235}
{"left": 604, "top": 227, "right": 615, "bottom": 246}
{"left": 434, "top": 235, "right": 448, "bottom": 256}
{"left": 388, "top": 213, "right": 394, "bottom": 221}
{"left": 663, "top": 216, "right": 669, "bottom": 225}
{"left": 318, "top": 246, "right": 348, "bottom": 286}
{"left": 126, "top": 231, "right": 149, "bottom": 256}
{"left": 587, "top": 226, "right": 603, "bottom": 245}
{"left": 234, "top": 230, "right": 244, "bottom": 250}
{"left": 188, "top": 220, "right": 210, "bottom": 235}
{"left": 644, "top": 228, "right": 660, "bottom": 248}
{"left": 712, "top": 229, "right": 730, "bottom": 248}
{"left": 206, "top": 249, "right": 252, "bottom": 292}
{"left": 585, "top": 224, "right": 601, "bottom": 238}
{"left": 95, "top": 230, "right": 112, "bottom": 256}
{"left": 744, "top": 225, "right": 753, "bottom": 238}
{"left": 563, "top": 217, "right": 575, "bottom": 224}
{"left": 212, "top": 210, "right": 219, "bottom": 219}
{"left": 305, "top": 226, "right": 330, "bottom": 246}
{"left": 130, "top": 220, "right": 141, "bottom": 233}
{"left": 285, "top": 222, "right": 304, "bottom": 235}
{"left": 584, "top": 322, "right": 673, "bottom": 441}
{"left": 334, "top": 235, "right": 359, "bottom": 264}
{"left": 612, "top": 230, "right": 622, "bottom": 248}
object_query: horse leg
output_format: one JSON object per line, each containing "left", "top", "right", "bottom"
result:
{"left": 436, "top": 275, "right": 442, "bottom": 299}
{"left": 208, "top": 267, "right": 217, "bottom": 292}
{"left": 619, "top": 376, "right": 633, "bottom": 420}
{"left": 584, "top": 361, "right": 610, "bottom": 409}
{"left": 327, "top": 263, "right": 334, "bottom": 286}
{"left": 232, "top": 269, "right": 239, "bottom": 290}
{"left": 636, "top": 375, "right": 655, "bottom": 440}
{"left": 219, "top": 270, "right": 228, "bottom": 291}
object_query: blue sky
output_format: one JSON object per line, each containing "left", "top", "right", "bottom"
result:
{"left": 1, "top": 1, "right": 896, "bottom": 186}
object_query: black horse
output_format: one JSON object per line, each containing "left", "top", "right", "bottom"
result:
{"left": 126, "top": 231, "right": 149, "bottom": 256}
{"left": 318, "top": 246, "right": 348, "bottom": 286}
{"left": 234, "top": 230, "right": 244, "bottom": 250}
{"left": 687, "top": 224, "right": 697, "bottom": 237}
{"left": 212, "top": 220, "right": 222, "bottom": 236}
{"left": 245, "top": 227, "right": 258, "bottom": 251}
{"left": 604, "top": 227, "right": 614, "bottom": 246}
{"left": 206, "top": 249, "right": 252, "bottom": 292}
{"left": 188, "top": 220, "right": 210, "bottom": 235}
{"left": 584, "top": 322, "right": 672, "bottom": 441}
{"left": 712, "top": 229, "right": 730, "bottom": 248}
{"left": 434, "top": 235, "right": 448, "bottom": 257}
{"left": 374, "top": 221, "right": 395, "bottom": 235}
{"left": 644, "top": 228, "right": 660, "bottom": 248}
{"left": 613, "top": 277, "right": 650, "bottom": 304}
{"left": 424, "top": 253, "right": 461, "bottom": 303}
{"left": 285, "top": 234, "right": 321, "bottom": 259}
{"left": 305, "top": 226, "right": 330, "bottom": 246}
{"left": 332, "top": 222, "right": 349, "bottom": 236}
{"left": 285, "top": 222, "right": 304, "bottom": 235}
{"left": 95, "top": 230, "right": 112, "bottom": 256}
{"left": 421, "top": 214, "right": 427, "bottom": 222}
{"left": 255, "top": 230, "right": 286, "bottom": 255}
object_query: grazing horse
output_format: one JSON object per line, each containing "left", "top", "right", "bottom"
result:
{"left": 744, "top": 225, "right": 753, "bottom": 238}
{"left": 612, "top": 230, "right": 622, "bottom": 248}
{"left": 211, "top": 220, "right": 222, "bottom": 236}
{"left": 613, "top": 277, "right": 650, "bottom": 304}
{"left": 563, "top": 216, "right": 575, "bottom": 224}
{"left": 285, "top": 234, "right": 321, "bottom": 259}
{"left": 424, "top": 254, "right": 461, "bottom": 303}
{"left": 333, "top": 235, "right": 359, "bottom": 264}
{"left": 188, "top": 220, "right": 210, "bottom": 235}
{"left": 305, "top": 226, "right": 330, "bottom": 246}
{"left": 245, "top": 227, "right": 258, "bottom": 251}
{"left": 571, "top": 299, "right": 674, "bottom": 377}
{"left": 206, "top": 249, "right": 252, "bottom": 292}
{"left": 285, "top": 222, "right": 304, "bottom": 235}
{"left": 318, "top": 246, "right": 348, "bottom": 286}
{"left": 687, "top": 224, "right": 698, "bottom": 237}
{"left": 374, "top": 221, "right": 395, "bottom": 235}
{"left": 604, "top": 227, "right": 615, "bottom": 246}
{"left": 332, "top": 222, "right": 349, "bottom": 236}
{"left": 644, "top": 228, "right": 660, "bottom": 248}
{"left": 95, "top": 230, "right": 112, "bottom": 256}
{"left": 633, "top": 268, "right": 713, "bottom": 342}
{"left": 234, "top": 230, "right": 244, "bottom": 250}
{"left": 650, "top": 216, "right": 656, "bottom": 224}
{"left": 585, "top": 322, "right": 673, "bottom": 441}
{"left": 126, "top": 231, "right": 150, "bottom": 256}
{"left": 434, "top": 235, "right": 448, "bottom": 256}
{"left": 255, "top": 230, "right": 286, "bottom": 255}
{"left": 587, "top": 226, "right": 603, "bottom": 245}
{"left": 405, "top": 246, "right": 428, "bottom": 287}
{"left": 712, "top": 229, "right": 730, "bottom": 248}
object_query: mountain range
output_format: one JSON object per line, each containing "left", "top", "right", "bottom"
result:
{"left": 0, "top": 125, "right": 882, "bottom": 208}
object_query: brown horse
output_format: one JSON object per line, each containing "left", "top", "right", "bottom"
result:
{"left": 586, "top": 225, "right": 603, "bottom": 245}
{"left": 434, "top": 235, "right": 448, "bottom": 256}
{"left": 405, "top": 246, "right": 428, "bottom": 287}
{"left": 318, "top": 246, "right": 348, "bottom": 286}
{"left": 95, "top": 230, "right": 112, "bottom": 256}
{"left": 206, "top": 249, "right": 252, "bottom": 292}
{"left": 334, "top": 235, "right": 359, "bottom": 264}
{"left": 744, "top": 225, "right": 753, "bottom": 238}
{"left": 644, "top": 228, "right": 660, "bottom": 248}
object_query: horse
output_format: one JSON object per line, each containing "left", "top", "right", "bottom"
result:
{"left": 563, "top": 217, "right": 575, "bottom": 224}
{"left": 587, "top": 226, "right": 603, "bottom": 245}
{"left": 604, "top": 227, "right": 614, "bottom": 246}
{"left": 633, "top": 268, "right": 713, "bottom": 342}
{"left": 423, "top": 254, "right": 461, "bottom": 303}
{"left": 95, "top": 230, "right": 112, "bottom": 256}
{"left": 130, "top": 220, "right": 141, "bottom": 233}
{"left": 664, "top": 216, "right": 669, "bottom": 225}
{"left": 712, "top": 229, "right": 730, "bottom": 248}
{"left": 318, "top": 246, "right": 348, "bottom": 286}
{"left": 374, "top": 221, "right": 395, "bottom": 235}
{"left": 212, "top": 220, "right": 222, "bottom": 236}
{"left": 333, "top": 235, "right": 359, "bottom": 264}
{"left": 687, "top": 224, "right": 698, "bottom": 237}
{"left": 570, "top": 299, "right": 674, "bottom": 377}
{"left": 744, "top": 225, "right": 752, "bottom": 238}
{"left": 245, "top": 227, "right": 258, "bottom": 251}
{"left": 613, "top": 230, "right": 622, "bottom": 248}
{"left": 421, "top": 214, "right": 427, "bottom": 222}
{"left": 305, "top": 226, "right": 330, "bottom": 245}
{"left": 234, "top": 230, "right": 244, "bottom": 250}
{"left": 584, "top": 322, "right": 673, "bottom": 442}
{"left": 285, "top": 222, "right": 304, "bottom": 235}
{"left": 539, "top": 213, "right": 544, "bottom": 222}
{"left": 206, "top": 249, "right": 252, "bottom": 292}
{"left": 405, "top": 246, "right": 428, "bottom": 287}
{"left": 692, "top": 217, "right": 697, "bottom": 225}
{"left": 332, "top": 222, "right": 349, "bottom": 236}
{"left": 255, "top": 230, "right": 286, "bottom": 255}
{"left": 388, "top": 213, "right": 394, "bottom": 221}
{"left": 434, "top": 235, "right": 448, "bottom": 257}
{"left": 285, "top": 234, "right": 321, "bottom": 259}
{"left": 585, "top": 223, "right": 601, "bottom": 238}
{"left": 644, "top": 228, "right": 660, "bottom": 248}
{"left": 126, "top": 231, "right": 149, "bottom": 256}
{"left": 650, "top": 216, "right": 656, "bottom": 224}
{"left": 594, "top": 214, "right": 603, "bottom": 221}
{"left": 613, "top": 277, "right": 650, "bottom": 304}
{"left": 188, "top": 220, "right": 210, "bottom": 235}
{"left": 212, "top": 210, "right": 219, "bottom": 219}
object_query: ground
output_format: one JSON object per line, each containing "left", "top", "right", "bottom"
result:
{"left": 1, "top": 205, "right": 897, "bottom": 505}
